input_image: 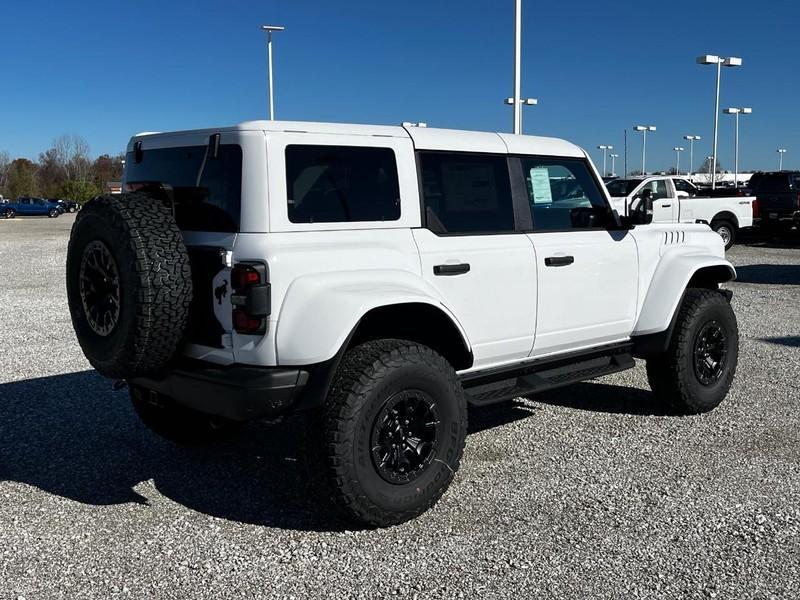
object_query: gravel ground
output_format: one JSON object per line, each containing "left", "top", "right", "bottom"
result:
{"left": 1, "top": 215, "right": 799, "bottom": 599}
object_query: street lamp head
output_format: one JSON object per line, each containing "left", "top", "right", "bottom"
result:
{"left": 684, "top": 135, "right": 701, "bottom": 141}
{"left": 504, "top": 97, "right": 515, "bottom": 105}
{"left": 523, "top": 98, "right": 538, "bottom": 105}
{"left": 724, "top": 108, "right": 740, "bottom": 114}
{"left": 723, "top": 56, "right": 742, "bottom": 67}
{"left": 634, "top": 126, "right": 646, "bottom": 131}
{"left": 261, "top": 25, "right": 285, "bottom": 32}
{"left": 778, "top": 148, "right": 787, "bottom": 153}
{"left": 673, "top": 147, "right": 684, "bottom": 151}
{"left": 697, "top": 54, "right": 722, "bottom": 65}
{"left": 741, "top": 107, "right": 752, "bottom": 114}
{"left": 610, "top": 153, "right": 619, "bottom": 158}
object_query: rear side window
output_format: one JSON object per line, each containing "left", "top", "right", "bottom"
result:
{"left": 124, "top": 144, "right": 242, "bottom": 232}
{"left": 286, "top": 145, "right": 401, "bottom": 223}
{"left": 758, "top": 173, "right": 790, "bottom": 193}
{"left": 520, "top": 156, "right": 609, "bottom": 230}
{"left": 419, "top": 152, "right": 514, "bottom": 233}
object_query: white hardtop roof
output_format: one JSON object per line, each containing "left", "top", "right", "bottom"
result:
{"left": 131, "top": 120, "right": 586, "bottom": 158}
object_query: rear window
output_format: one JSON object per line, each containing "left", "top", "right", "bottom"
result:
{"left": 605, "top": 179, "right": 641, "bottom": 196}
{"left": 286, "top": 145, "right": 401, "bottom": 223}
{"left": 124, "top": 144, "right": 242, "bottom": 232}
{"left": 757, "top": 173, "right": 790, "bottom": 193}
{"left": 419, "top": 152, "right": 515, "bottom": 233}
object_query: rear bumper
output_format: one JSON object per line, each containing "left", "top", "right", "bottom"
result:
{"left": 129, "top": 361, "right": 310, "bottom": 421}
{"left": 755, "top": 210, "right": 800, "bottom": 227}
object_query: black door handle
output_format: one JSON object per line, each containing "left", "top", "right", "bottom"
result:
{"left": 544, "top": 256, "right": 574, "bottom": 267}
{"left": 662, "top": 203, "right": 672, "bottom": 208}
{"left": 433, "top": 263, "right": 471, "bottom": 276}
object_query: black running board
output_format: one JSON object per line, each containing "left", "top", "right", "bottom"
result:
{"left": 461, "top": 343, "right": 635, "bottom": 407}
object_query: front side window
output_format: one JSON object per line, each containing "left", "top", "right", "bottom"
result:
{"left": 286, "top": 145, "right": 400, "bottom": 224}
{"left": 521, "top": 157, "right": 609, "bottom": 230}
{"left": 419, "top": 152, "right": 514, "bottom": 233}
{"left": 124, "top": 144, "right": 243, "bottom": 232}
{"left": 639, "top": 179, "right": 670, "bottom": 200}
{"left": 673, "top": 179, "right": 696, "bottom": 195}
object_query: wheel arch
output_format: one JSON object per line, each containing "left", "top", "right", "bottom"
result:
{"left": 633, "top": 254, "right": 735, "bottom": 339}
{"left": 711, "top": 210, "right": 739, "bottom": 229}
{"left": 274, "top": 270, "right": 473, "bottom": 368}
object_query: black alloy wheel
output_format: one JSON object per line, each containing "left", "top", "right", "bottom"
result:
{"left": 693, "top": 320, "right": 727, "bottom": 385}
{"left": 79, "top": 240, "right": 121, "bottom": 337}
{"left": 370, "top": 390, "right": 441, "bottom": 484}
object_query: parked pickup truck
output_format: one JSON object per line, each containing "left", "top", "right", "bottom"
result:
{"left": 606, "top": 176, "right": 755, "bottom": 249}
{"left": 2, "top": 197, "right": 64, "bottom": 218}
{"left": 746, "top": 171, "right": 800, "bottom": 232}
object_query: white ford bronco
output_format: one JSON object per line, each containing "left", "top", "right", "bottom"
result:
{"left": 66, "top": 120, "right": 739, "bottom": 527}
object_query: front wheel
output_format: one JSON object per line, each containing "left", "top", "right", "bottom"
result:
{"left": 6, "top": 209, "right": 15, "bottom": 219}
{"left": 711, "top": 219, "right": 736, "bottom": 250}
{"left": 48, "top": 208, "right": 60, "bottom": 218}
{"left": 312, "top": 340, "right": 468, "bottom": 527}
{"left": 646, "top": 288, "right": 738, "bottom": 414}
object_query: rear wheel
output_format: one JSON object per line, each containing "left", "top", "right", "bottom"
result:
{"left": 48, "top": 208, "right": 60, "bottom": 218}
{"left": 311, "top": 339, "right": 468, "bottom": 527}
{"left": 711, "top": 219, "right": 735, "bottom": 250}
{"left": 130, "top": 386, "right": 242, "bottom": 445}
{"left": 6, "top": 209, "right": 15, "bottom": 219}
{"left": 646, "top": 288, "right": 738, "bottom": 414}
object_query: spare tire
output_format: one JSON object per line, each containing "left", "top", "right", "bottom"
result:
{"left": 66, "top": 193, "right": 193, "bottom": 378}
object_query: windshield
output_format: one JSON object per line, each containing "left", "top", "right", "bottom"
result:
{"left": 605, "top": 179, "right": 641, "bottom": 196}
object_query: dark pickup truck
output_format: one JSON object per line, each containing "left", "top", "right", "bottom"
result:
{"left": 747, "top": 171, "right": 800, "bottom": 231}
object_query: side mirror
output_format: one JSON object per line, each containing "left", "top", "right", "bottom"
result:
{"left": 676, "top": 190, "right": 690, "bottom": 199}
{"left": 631, "top": 195, "right": 654, "bottom": 225}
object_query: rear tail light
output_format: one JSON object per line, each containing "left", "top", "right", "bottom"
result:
{"left": 752, "top": 198, "right": 760, "bottom": 218}
{"left": 231, "top": 262, "right": 270, "bottom": 335}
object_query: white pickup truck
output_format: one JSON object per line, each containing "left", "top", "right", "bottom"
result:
{"left": 606, "top": 176, "right": 755, "bottom": 249}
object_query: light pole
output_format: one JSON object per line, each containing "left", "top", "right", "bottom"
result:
{"left": 261, "top": 25, "right": 285, "bottom": 120}
{"left": 634, "top": 125, "right": 656, "bottom": 174}
{"left": 778, "top": 148, "right": 787, "bottom": 170}
{"left": 696, "top": 55, "right": 742, "bottom": 189}
{"left": 505, "top": 97, "right": 537, "bottom": 134}
{"left": 684, "top": 135, "right": 701, "bottom": 176}
{"left": 597, "top": 145, "right": 613, "bottom": 176}
{"left": 673, "top": 147, "right": 685, "bottom": 175}
{"left": 511, "top": 0, "right": 523, "bottom": 134}
{"left": 609, "top": 153, "right": 619, "bottom": 177}
{"left": 723, "top": 107, "right": 752, "bottom": 187}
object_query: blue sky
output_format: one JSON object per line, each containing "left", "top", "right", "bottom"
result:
{"left": 1, "top": 0, "right": 797, "bottom": 172}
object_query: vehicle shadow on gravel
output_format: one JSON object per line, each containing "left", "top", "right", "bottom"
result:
{"left": 0, "top": 370, "right": 352, "bottom": 532}
{"left": 0, "top": 371, "right": 668, "bottom": 531}
{"left": 530, "top": 381, "right": 672, "bottom": 416}
{"left": 733, "top": 264, "right": 800, "bottom": 285}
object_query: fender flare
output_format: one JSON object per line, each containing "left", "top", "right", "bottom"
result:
{"left": 274, "top": 269, "right": 471, "bottom": 366}
{"left": 633, "top": 253, "right": 736, "bottom": 338}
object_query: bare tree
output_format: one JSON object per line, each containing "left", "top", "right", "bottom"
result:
{"left": 0, "top": 150, "right": 10, "bottom": 194}
{"left": 53, "top": 134, "right": 91, "bottom": 182}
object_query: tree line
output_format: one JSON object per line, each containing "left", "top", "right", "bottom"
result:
{"left": 0, "top": 134, "right": 124, "bottom": 203}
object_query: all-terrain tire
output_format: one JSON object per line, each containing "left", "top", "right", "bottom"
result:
{"left": 646, "top": 288, "right": 738, "bottom": 414}
{"left": 66, "top": 193, "right": 193, "bottom": 379}
{"left": 711, "top": 219, "right": 736, "bottom": 250}
{"left": 311, "top": 339, "right": 468, "bottom": 527}
{"left": 130, "top": 386, "right": 242, "bottom": 445}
